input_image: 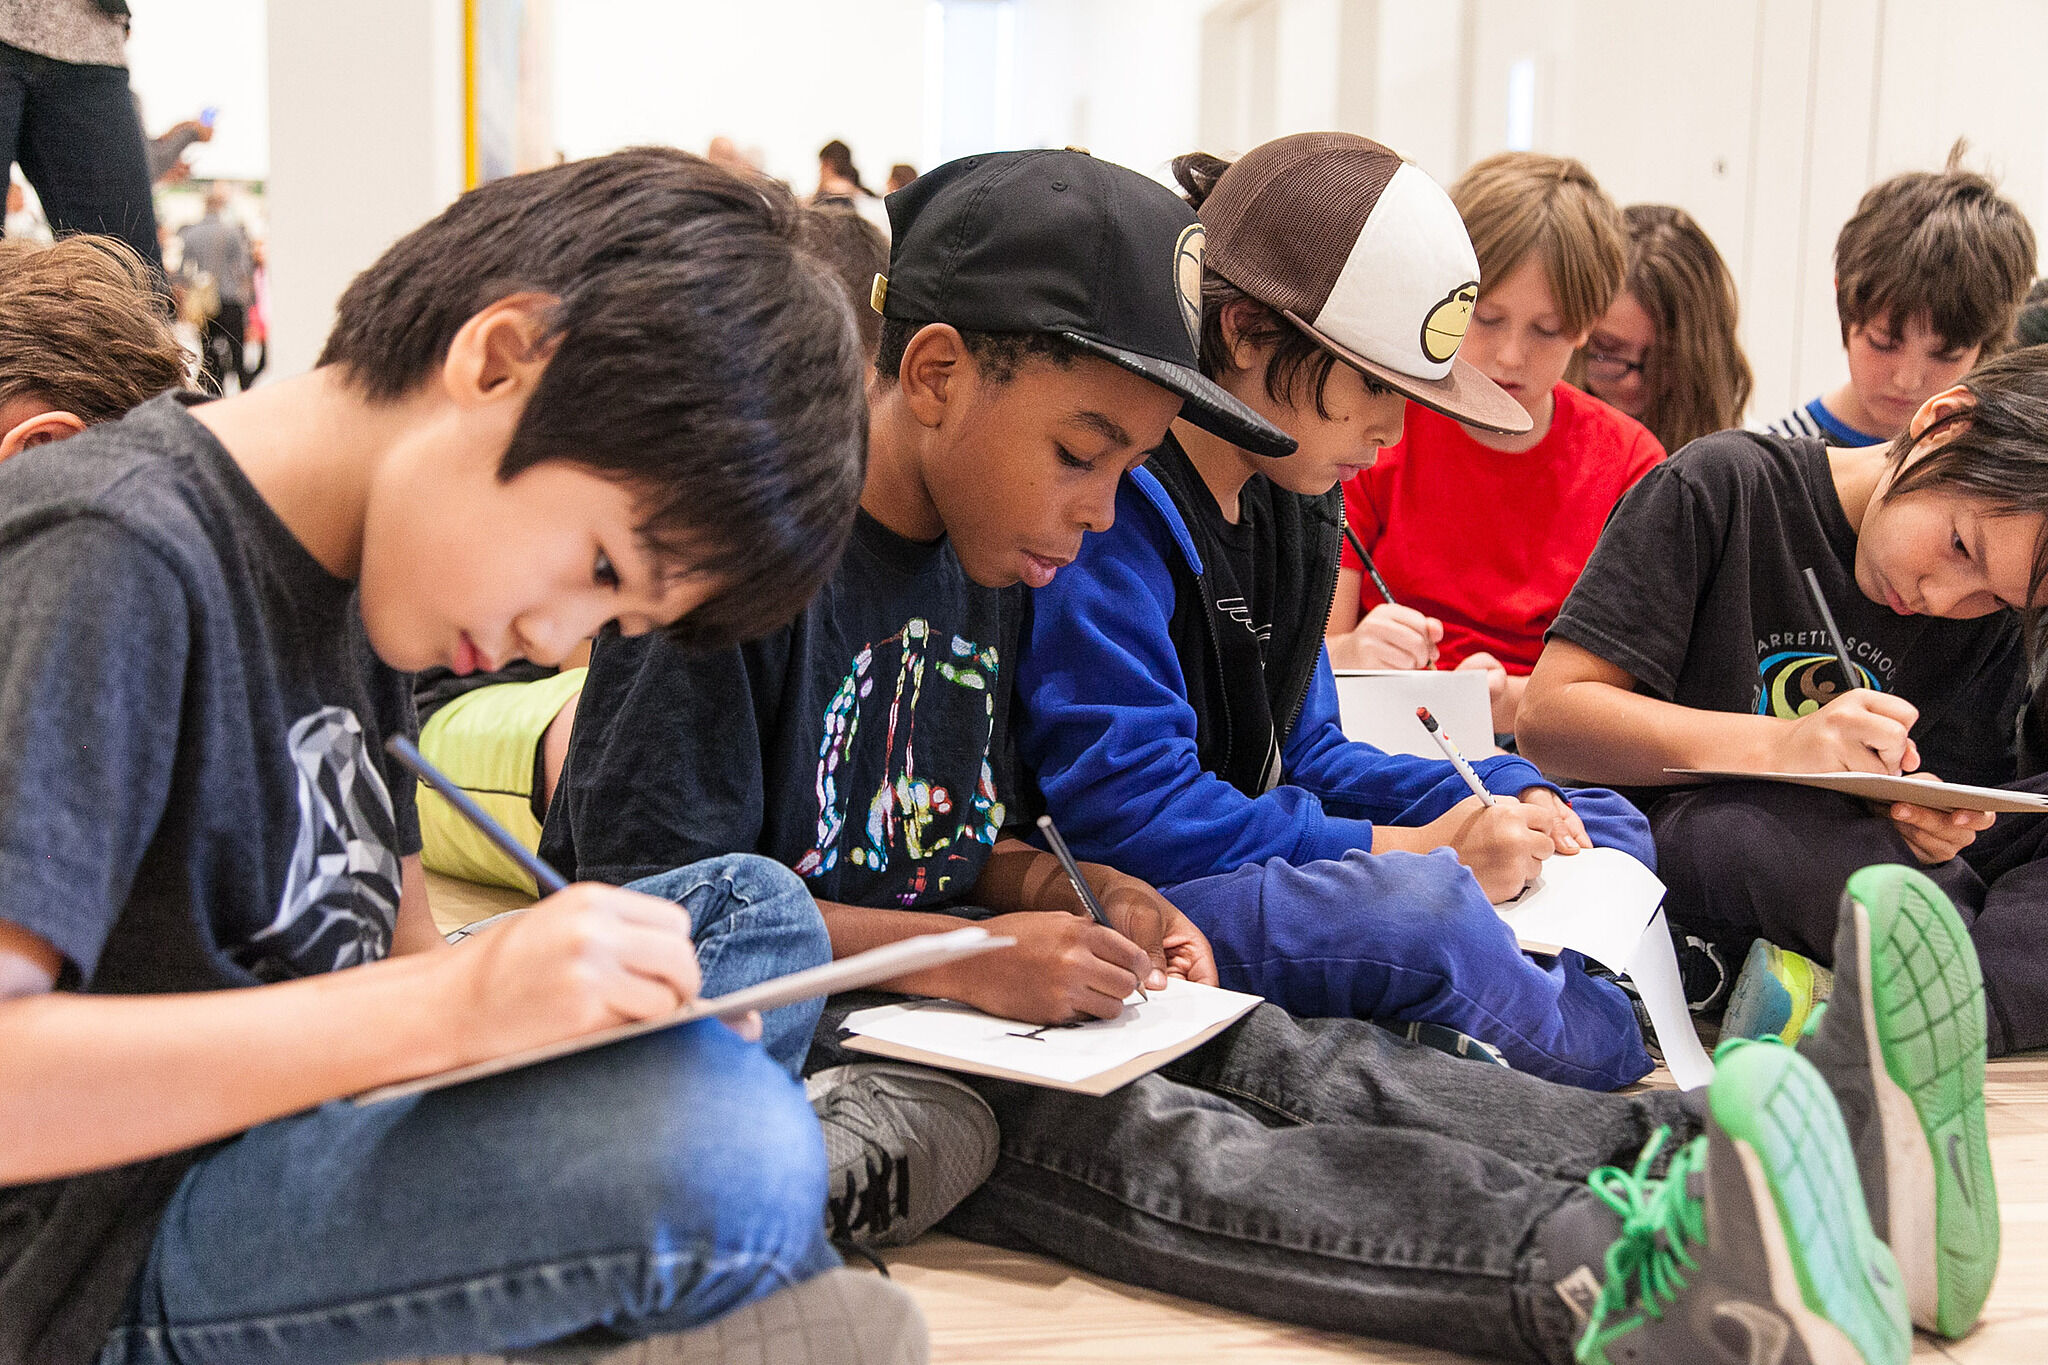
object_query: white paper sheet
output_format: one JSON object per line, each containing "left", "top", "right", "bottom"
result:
{"left": 1492, "top": 846, "right": 1712, "bottom": 1089}
{"left": 1333, "top": 669, "right": 1496, "bottom": 757}
{"left": 1494, "top": 846, "right": 1663, "bottom": 973}
{"left": 1624, "top": 908, "right": 1716, "bottom": 1089}
{"left": 842, "top": 979, "right": 1263, "bottom": 1086}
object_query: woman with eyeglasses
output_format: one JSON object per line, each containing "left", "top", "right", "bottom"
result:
{"left": 1572, "top": 204, "right": 1754, "bottom": 452}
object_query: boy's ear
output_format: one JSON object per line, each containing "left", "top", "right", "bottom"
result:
{"left": 1219, "top": 298, "right": 1265, "bottom": 371}
{"left": 897, "top": 322, "right": 970, "bottom": 429}
{"left": 440, "top": 292, "right": 561, "bottom": 408}
{"left": 0, "top": 409, "right": 87, "bottom": 463}
{"left": 1907, "top": 385, "right": 1975, "bottom": 441}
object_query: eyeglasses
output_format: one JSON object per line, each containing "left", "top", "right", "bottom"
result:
{"left": 1583, "top": 349, "right": 1646, "bottom": 383}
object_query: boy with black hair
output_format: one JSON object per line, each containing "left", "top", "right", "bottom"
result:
{"left": 549, "top": 149, "right": 1988, "bottom": 1363}
{"left": 0, "top": 149, "right": 922, "bottom": 1365}
{"left": 1766, "top": 144, "right": 2035, "bottom": 446}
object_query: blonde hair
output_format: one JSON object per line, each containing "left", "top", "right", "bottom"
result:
{"left": 1450, "top": 152, "right": 1625, "bottom": 336}
{"left": 1577, "top": 204, "right": 1754, "bottom": 451}
{"left": 0, "top": 235, "right": 188, "bottom": 424}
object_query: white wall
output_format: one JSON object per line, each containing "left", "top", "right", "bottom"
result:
{"left": 124, "top": 0, "right": 269, "bottom": 182}
{"left": 551, "top": 0, "right": 1209, "bottom": 191}
{"left": 263, "top": 0, "right": 465, "bottom": 378}
{"left": 1199, "top": 0, "right": 2048, "bottom": 424}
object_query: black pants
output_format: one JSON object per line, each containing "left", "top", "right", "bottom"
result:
{"left": 197, "top": 300, "right": 249, "bottom": 394}
{"left": 0, "top": 41, "right": 163, "bottom": 276}
{"left": 1651, "top": 775, "right": 2048, "bottom": 1055}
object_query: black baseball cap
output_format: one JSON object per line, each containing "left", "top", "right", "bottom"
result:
{"left": 873, "top": 149, "right": 1297, "bottom": 458}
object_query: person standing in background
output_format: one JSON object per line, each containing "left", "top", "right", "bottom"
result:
{"left": 0, "top": 0, "right": 163, "bottom": 273}
{"left": 177, "top": 183, "right": 257, "bottom": 393}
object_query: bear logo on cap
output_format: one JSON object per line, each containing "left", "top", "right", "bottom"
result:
{"left": 1419, "top": 282, "right": 1479, "bottom": 364}
{"left": 1175, "top": 223, "right": 1206, "bottom": 353}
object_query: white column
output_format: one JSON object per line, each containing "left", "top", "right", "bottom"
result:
{"left": 263, "top": 0, "right": 465, "bottom": 380}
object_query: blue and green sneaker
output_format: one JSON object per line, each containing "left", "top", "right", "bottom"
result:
{"left": 1575, "top": 1039, "right": 1910, "bottom": 1365}
{"left": 1725, "top": 939, "right": 1835, "bottom": 1044}
{"left": 1794, "top": 864, "right": 1998, "bottom": 1337}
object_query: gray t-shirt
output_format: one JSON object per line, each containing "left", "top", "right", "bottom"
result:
{"left": 0, "top": 393, "right": 420, "bottom": 1365}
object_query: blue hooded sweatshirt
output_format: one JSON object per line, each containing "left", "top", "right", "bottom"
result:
{"left": 1014, "top": 439, "right": 1644, "bottom": 889}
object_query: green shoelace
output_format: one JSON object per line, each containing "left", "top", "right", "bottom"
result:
{"left": 1575, "top": 1126, "right": 1710, "bottom": 1364}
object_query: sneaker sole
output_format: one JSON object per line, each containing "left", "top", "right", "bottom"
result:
{"left": 1840, "top": 865, "right": 1998, "bottom": 1338}
{"left": 1710, "top": 1041, "right": 1912, "bottom": 1365}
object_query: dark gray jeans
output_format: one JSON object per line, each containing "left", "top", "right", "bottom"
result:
{"left": 812, "top": 996, "right": 1695, "bottom": 1362}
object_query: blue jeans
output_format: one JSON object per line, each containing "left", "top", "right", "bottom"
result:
{"left": 103, "top": 854, "right": 837, "bottom": 1365}
{"left": 0, "top": 42, "right": 164, "bottom": 274}
{"left": 1165, "top": 789, "right": 1655, "bottom": 1090}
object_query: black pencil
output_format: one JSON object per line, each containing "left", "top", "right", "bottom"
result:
{"left": 1036, "top": 813, "right": 1145, "bottom": 1000}
{"left": 385, "top": 734, "right": 569, "bottom": 895}
{"left": 1343, "top": 525, "right": 1399, "bottom": 607}
{"left": 1801, "top": 567, "right": 1861, "bottom": 692}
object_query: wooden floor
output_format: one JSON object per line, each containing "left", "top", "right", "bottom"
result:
{"left": 425, "top": 872, "right": 2048, "bottom": 1364}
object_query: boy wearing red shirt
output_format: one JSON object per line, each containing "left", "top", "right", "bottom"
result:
{"left": 1329, "top": 153, "right": 1663, "bottom": 734}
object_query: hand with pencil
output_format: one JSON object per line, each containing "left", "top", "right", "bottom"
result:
{"left": 1329, "top": 525, "right": 1444, "bottom": 670}
{"left": 383, "top": 736, "right": 745, "bottom": 1061}
{"left": 1778, "top": 569, "right": 1994, "bottom": 863}
{"left": 1369, "top": 709, "right": 1560, "bottom": 902}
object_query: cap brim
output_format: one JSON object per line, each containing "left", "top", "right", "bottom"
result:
{"left": 1278, "top": 310, "right": 1533, "bottom": 435}
{"left": 1058, "top": 333, "right": 1298, "bottom": 458}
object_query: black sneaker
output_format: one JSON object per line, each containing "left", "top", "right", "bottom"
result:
{"left": 807, "top": 1062, "right": 998, "bottom": 1249}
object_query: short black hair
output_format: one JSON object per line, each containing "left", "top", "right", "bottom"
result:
{"left": 317, "top": 148, "right": 868, "bottom": 651}
{"left": 873, "top": 317, "right": 1084, "bottom": 384}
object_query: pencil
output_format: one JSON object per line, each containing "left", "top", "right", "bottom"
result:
{"left": 1342, "top": 525, "right": 1398, "bottom": 607}
{"left": 1416, "top": 706, "right": 1493, "bottom": 806}
{"left": 1801, "top": 567, "right": 1861, "bottom": 693}
{"left": 385, "top": 734, "right": 569, "bottom": 896}
{"left": 1036, "top": 813, "right": 1145, "bottom": 1000}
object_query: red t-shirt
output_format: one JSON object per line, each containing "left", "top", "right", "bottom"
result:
{"left": 1341, "top": 383, "right": 1664, "bottom": 673}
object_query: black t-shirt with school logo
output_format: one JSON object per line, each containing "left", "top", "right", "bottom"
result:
{"left": 543, "top": 510, "right": 1020, "bottom": 910}
{"left": 1548, "top": 430, "right": 2025, "bottom": 791}
{"left": 0, "top": 394, "right": 419, "bottom": 1364}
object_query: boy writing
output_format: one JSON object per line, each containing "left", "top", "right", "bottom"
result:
{"left": 1325, "top": 152, "right": 1664, "bottom": 736}
{"left": 1013, "top": 133, "right": 1652, "bottom": 1088}
{"left": 549, "top": 147, "right": 1988, "bottom": 1361}
{"left": 0, "top": 150, "right": 920, "bottom": 1365}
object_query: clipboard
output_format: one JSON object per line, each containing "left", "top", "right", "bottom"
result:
{"left": 354, "top": 926, "right": 1012, "bottom": 1105}
{"left": 1667, "top": 768, "right": 2048, "bottom": 814}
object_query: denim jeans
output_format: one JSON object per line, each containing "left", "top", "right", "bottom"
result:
{"left": 0, "top": 42, "right": 163, "bottom": 274}
{"left": 103, "top": 854, "right": 838, "bottom": 1365}
{"left": 812, "top": 994, "right": 1697, "bottom": 1363}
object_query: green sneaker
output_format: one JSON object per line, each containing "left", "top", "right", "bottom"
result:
{"left": 1794, "top": 864, "right": 1997, "bottom": 1337}
{"left": 1724, "top": 939, "right": 1835, "bottom": 1044}
{"left": 1576, "top": 1040, "right": 1910, "bottom": 1365}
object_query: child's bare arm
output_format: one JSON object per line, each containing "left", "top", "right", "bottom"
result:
{"left": 0, "top": 883, "right": 703, "bottom": 1185}
{"left": 1518, "top": 639, "right": 1920, "bottom": 784}
{"left": 387, "top": 854, "right": 447, "bottom": 956}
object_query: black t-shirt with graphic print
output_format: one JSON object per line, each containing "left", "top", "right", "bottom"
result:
{"left": 0, "top": 393, "right": 420, "bottom": 1365}
{"left": 543, "top": 510, "right": 1020, "bottom": 911}
{"left": 1548, "top": 429, "right": 2026, "bottom": 792}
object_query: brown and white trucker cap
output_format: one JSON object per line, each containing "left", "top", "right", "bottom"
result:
{"left": 1198, "top": 131, "right": 1531, "bottom": 434}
